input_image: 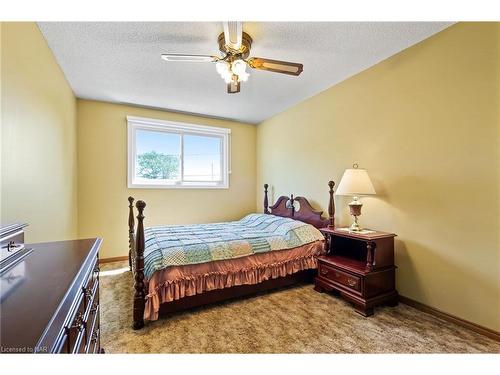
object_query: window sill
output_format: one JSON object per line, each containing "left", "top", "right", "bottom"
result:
{"left": 128, "top": 183, "right": 229, "bottom": 189}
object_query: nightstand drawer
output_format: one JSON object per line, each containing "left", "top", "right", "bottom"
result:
{"left": 318, "top": 263, "right": 361, "bottom": 292}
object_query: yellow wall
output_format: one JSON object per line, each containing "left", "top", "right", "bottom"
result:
{"left": 256, "top": 23, "right": 500, "bottom": 331}
{"left": 1, "top": 22, "right": 78, "bottom": 241}
{"left": 77, "top": 100, "right": 256, "bottom": 258}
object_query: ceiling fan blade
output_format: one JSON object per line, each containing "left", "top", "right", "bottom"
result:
{"left": 247, "top": 57, "right": 303, "bottom": 76}
{"left": 161, "top": 54, "right": 218, "bottom": 62}
{"left": 223, "top": 21, "right": 243, "bottom": 51}
{"left": 227, "top": 75, "right": 240, "bottom": 94}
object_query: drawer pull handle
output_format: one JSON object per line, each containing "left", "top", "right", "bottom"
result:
{"left": 91, "top": 330, "right": 99, "bottom": 343}
{"left": 320, "top": 269, "right": 328, "bottom": 275}
{"left": 93, "top": 266, "right": 100, "bottom": 276}
{"left": 71, "top": 312, "right": 85, "bottom": 332}
{"left": 347, "top": 278, "right": 357, "bottom": 287}
{"left": 90, "top": 303, "right": 98, "bottom": 314}
{"left": 83, "top": 287, "right": 92, "bottom": 299}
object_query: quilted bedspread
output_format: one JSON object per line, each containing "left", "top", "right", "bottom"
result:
{"left": 143, "top": 213, "right": 324, "bottom": 279}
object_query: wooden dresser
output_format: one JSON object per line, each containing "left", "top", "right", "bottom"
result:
{"left": 0, "top": 238, "right": 103, "bottom": 353}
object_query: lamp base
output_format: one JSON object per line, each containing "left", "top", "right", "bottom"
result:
{"left": 349, "top": 218, "right": 361, "bottom": 232}
{"left": 348, "top": 197, "right": 363, "bottom": 231}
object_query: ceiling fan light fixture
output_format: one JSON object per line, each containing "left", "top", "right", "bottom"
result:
{"left": 216, "top": 61, "right": 232, "bottom": 83}
{"left": 161, "top": 22, "right": 303, "bottom": 94}
{"left": 216, "top": 59, "right": 249, "bottom": 83}
{"left": 231, "top": 60, "right": 249, "bottom": 82}
{"left": 231, "top": 59, "right": 247, "bottom": 75}
{"left": 216, "top": 61, "right": 229, "bottom": 75}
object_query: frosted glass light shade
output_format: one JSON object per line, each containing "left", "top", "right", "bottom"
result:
{"left": 336, "top": 168, "right": 376, "bottom": 196}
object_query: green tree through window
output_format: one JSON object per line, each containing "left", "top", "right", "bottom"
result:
{"left": 137, "top": 151, "right": 179, "bottom": 180}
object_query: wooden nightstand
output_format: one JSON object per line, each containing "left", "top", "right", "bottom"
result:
{"left": 314, "top": 227, "right": 398, "bottom": 316}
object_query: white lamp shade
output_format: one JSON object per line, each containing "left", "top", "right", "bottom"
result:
{"left": 335, "top": 168, "right": 376, "bottom": 196}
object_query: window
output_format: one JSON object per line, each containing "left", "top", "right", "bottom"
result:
{"left": 127, "top": 116, "right": 230, "bottom": 188}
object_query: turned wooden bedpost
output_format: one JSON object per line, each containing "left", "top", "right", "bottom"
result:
{"left": 264, "top": 184, "right": 270, "bottom": 214}
{"left": 132, "top": 200, "right": 146, "bottom": 330}
{"left": 328, "top": 180, "right": 335, "bottom": 228}
{"left": 128, "top": 196, "right": 135, "bottom": 271}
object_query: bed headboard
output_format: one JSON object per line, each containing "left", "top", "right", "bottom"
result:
{"left": 263, "top": 181, "right": 335, "bottom": 229}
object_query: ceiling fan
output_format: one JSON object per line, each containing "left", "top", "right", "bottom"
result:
{"left": 161, "top": 22, "right": 304, "bottom": 94}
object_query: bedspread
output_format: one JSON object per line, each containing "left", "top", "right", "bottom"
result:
{"left": 143, "top": 213, "right": 324, "bottom": 279}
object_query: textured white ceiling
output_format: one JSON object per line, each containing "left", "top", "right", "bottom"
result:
{"left": 38, "top": 22, "right": 452, "bottom": 124}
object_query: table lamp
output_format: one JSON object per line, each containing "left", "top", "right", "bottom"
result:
{"left": 335, "top": 164, "right": 376, "bottom": 231}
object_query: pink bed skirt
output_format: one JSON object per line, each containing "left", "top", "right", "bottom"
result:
{"left": 144, "top": 240, "right": 325, "bottom": 320}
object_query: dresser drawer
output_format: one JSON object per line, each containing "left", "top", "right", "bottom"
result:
{"left": 75, "top": 328, "right": 87, "bottom": 354}
{"left": 85, "top": 295, "right": 99, "bottom": 349}
{"left": 87, "top": 313, "right": 100, "bottom": 354}
{"left": 90, "top": 328, "right": 100, "bottom": 354}
{"left": 84, "top": 278, "right": 99, "bottom": 318}
{"left": 83, "top": 257, "right": 99, "bottom": 306}
{"left": 57, "top": 331, "right": 70, "bottom": 353}
{"left": 57, "top": 328, "right": 85, "bottom": 354}
{"left": 318, "top": 263, "right": 361, "bottom": 292}
{"left": 64, "top": 293, "right": 87, "bottom": 353}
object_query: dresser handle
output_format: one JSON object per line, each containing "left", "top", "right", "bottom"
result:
{"left": 90, "top": 303, "right": 98, "bottom": 314}
{"left": 90, "top": 330, "right": 99, "bottom": 343}
{"left": 320, "top": 268, "right": 328, "bottom": 276}
{"left": 71, "top": 312, "right": 85, "bottom": 332}
{"left": 347, "top": 278, "right": 357, "bottom": 287}
{"left": 83, "top": 286, "right": 92, "bottom": 299}
{"left": 93, "top": 266, "right": 100, "bottom": 276}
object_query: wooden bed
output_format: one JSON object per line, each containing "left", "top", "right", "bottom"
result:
{"left": 127, "top": 181, "right": 335, "bottom": 329}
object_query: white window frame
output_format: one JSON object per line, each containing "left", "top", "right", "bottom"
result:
{"left": 127, "top": 116, "right": 231, "bottom": 189}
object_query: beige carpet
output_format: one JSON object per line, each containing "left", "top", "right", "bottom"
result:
{"left": 99, "top": 261, "right": 499, "bottom": 353}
